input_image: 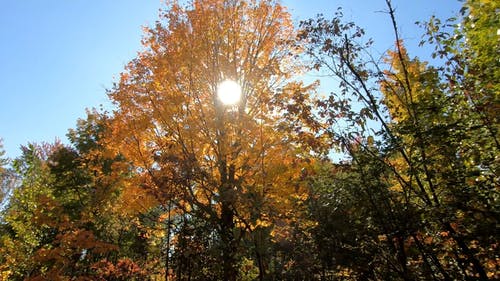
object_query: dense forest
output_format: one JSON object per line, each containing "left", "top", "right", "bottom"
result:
{"left": 0, "top": 0, "right": 498, "bottom": 280}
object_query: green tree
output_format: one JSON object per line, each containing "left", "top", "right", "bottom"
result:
{"left": 0, "top": 113, "right": 150, "bottom": 280}
{"left": 0, "top": 140, "right": 16, "bottom": 212}
{"left": 300, "top": 0, "right": 498, "bottom": 279}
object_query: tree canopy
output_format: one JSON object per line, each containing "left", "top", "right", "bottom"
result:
{"left": 1, "top": 0, "right": 498, "bottom": 280}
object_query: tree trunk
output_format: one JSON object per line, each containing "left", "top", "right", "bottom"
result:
{"left": 221, "top": 200, "right": 237, "bottom": 281}
{"left": 220, "top": 162, "right": 238, "bottom": 281}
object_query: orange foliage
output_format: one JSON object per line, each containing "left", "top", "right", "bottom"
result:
{"left": 106, "top": 0, "right": 321, "bottom": 243}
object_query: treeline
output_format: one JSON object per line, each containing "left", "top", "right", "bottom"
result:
{"left": 0, "top": 0, "right": 498, "bottom": 280}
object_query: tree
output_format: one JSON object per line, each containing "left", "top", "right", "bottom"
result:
{"left": 0, "top": 139, "right": 17, "bottom": 213}
{"left": 0, "top": 143, "right": 57, "bottom": 279}
{"left": 106, "top": 0, "right": 319, "bottom": 280}
{"left": 300, "top": 0, "right": 498, "bottom": 279}
{"left": 0, "top": 114, "right": 150, "bottom": 280}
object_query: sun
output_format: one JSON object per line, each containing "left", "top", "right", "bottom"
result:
{"left": 217, "top": 80, "right": 241, "bottom": 105}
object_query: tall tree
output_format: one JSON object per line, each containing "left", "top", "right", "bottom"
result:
{"left": 106, "top": 0, "right": 319, "bottom": 279}
{"left": 300, "top": 0, "right": 498, "bottom": 279}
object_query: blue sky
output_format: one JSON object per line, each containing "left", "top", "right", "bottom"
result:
{"left": 0, "top": 0, "right": 461, "bottom": 159}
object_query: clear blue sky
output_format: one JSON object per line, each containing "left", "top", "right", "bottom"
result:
{"left": 0, "top": 0, "right": 461, "bottom": 159}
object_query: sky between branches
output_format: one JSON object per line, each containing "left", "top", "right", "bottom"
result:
{"left": 0, "top": 0, "right": 461, "bottom": 159}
